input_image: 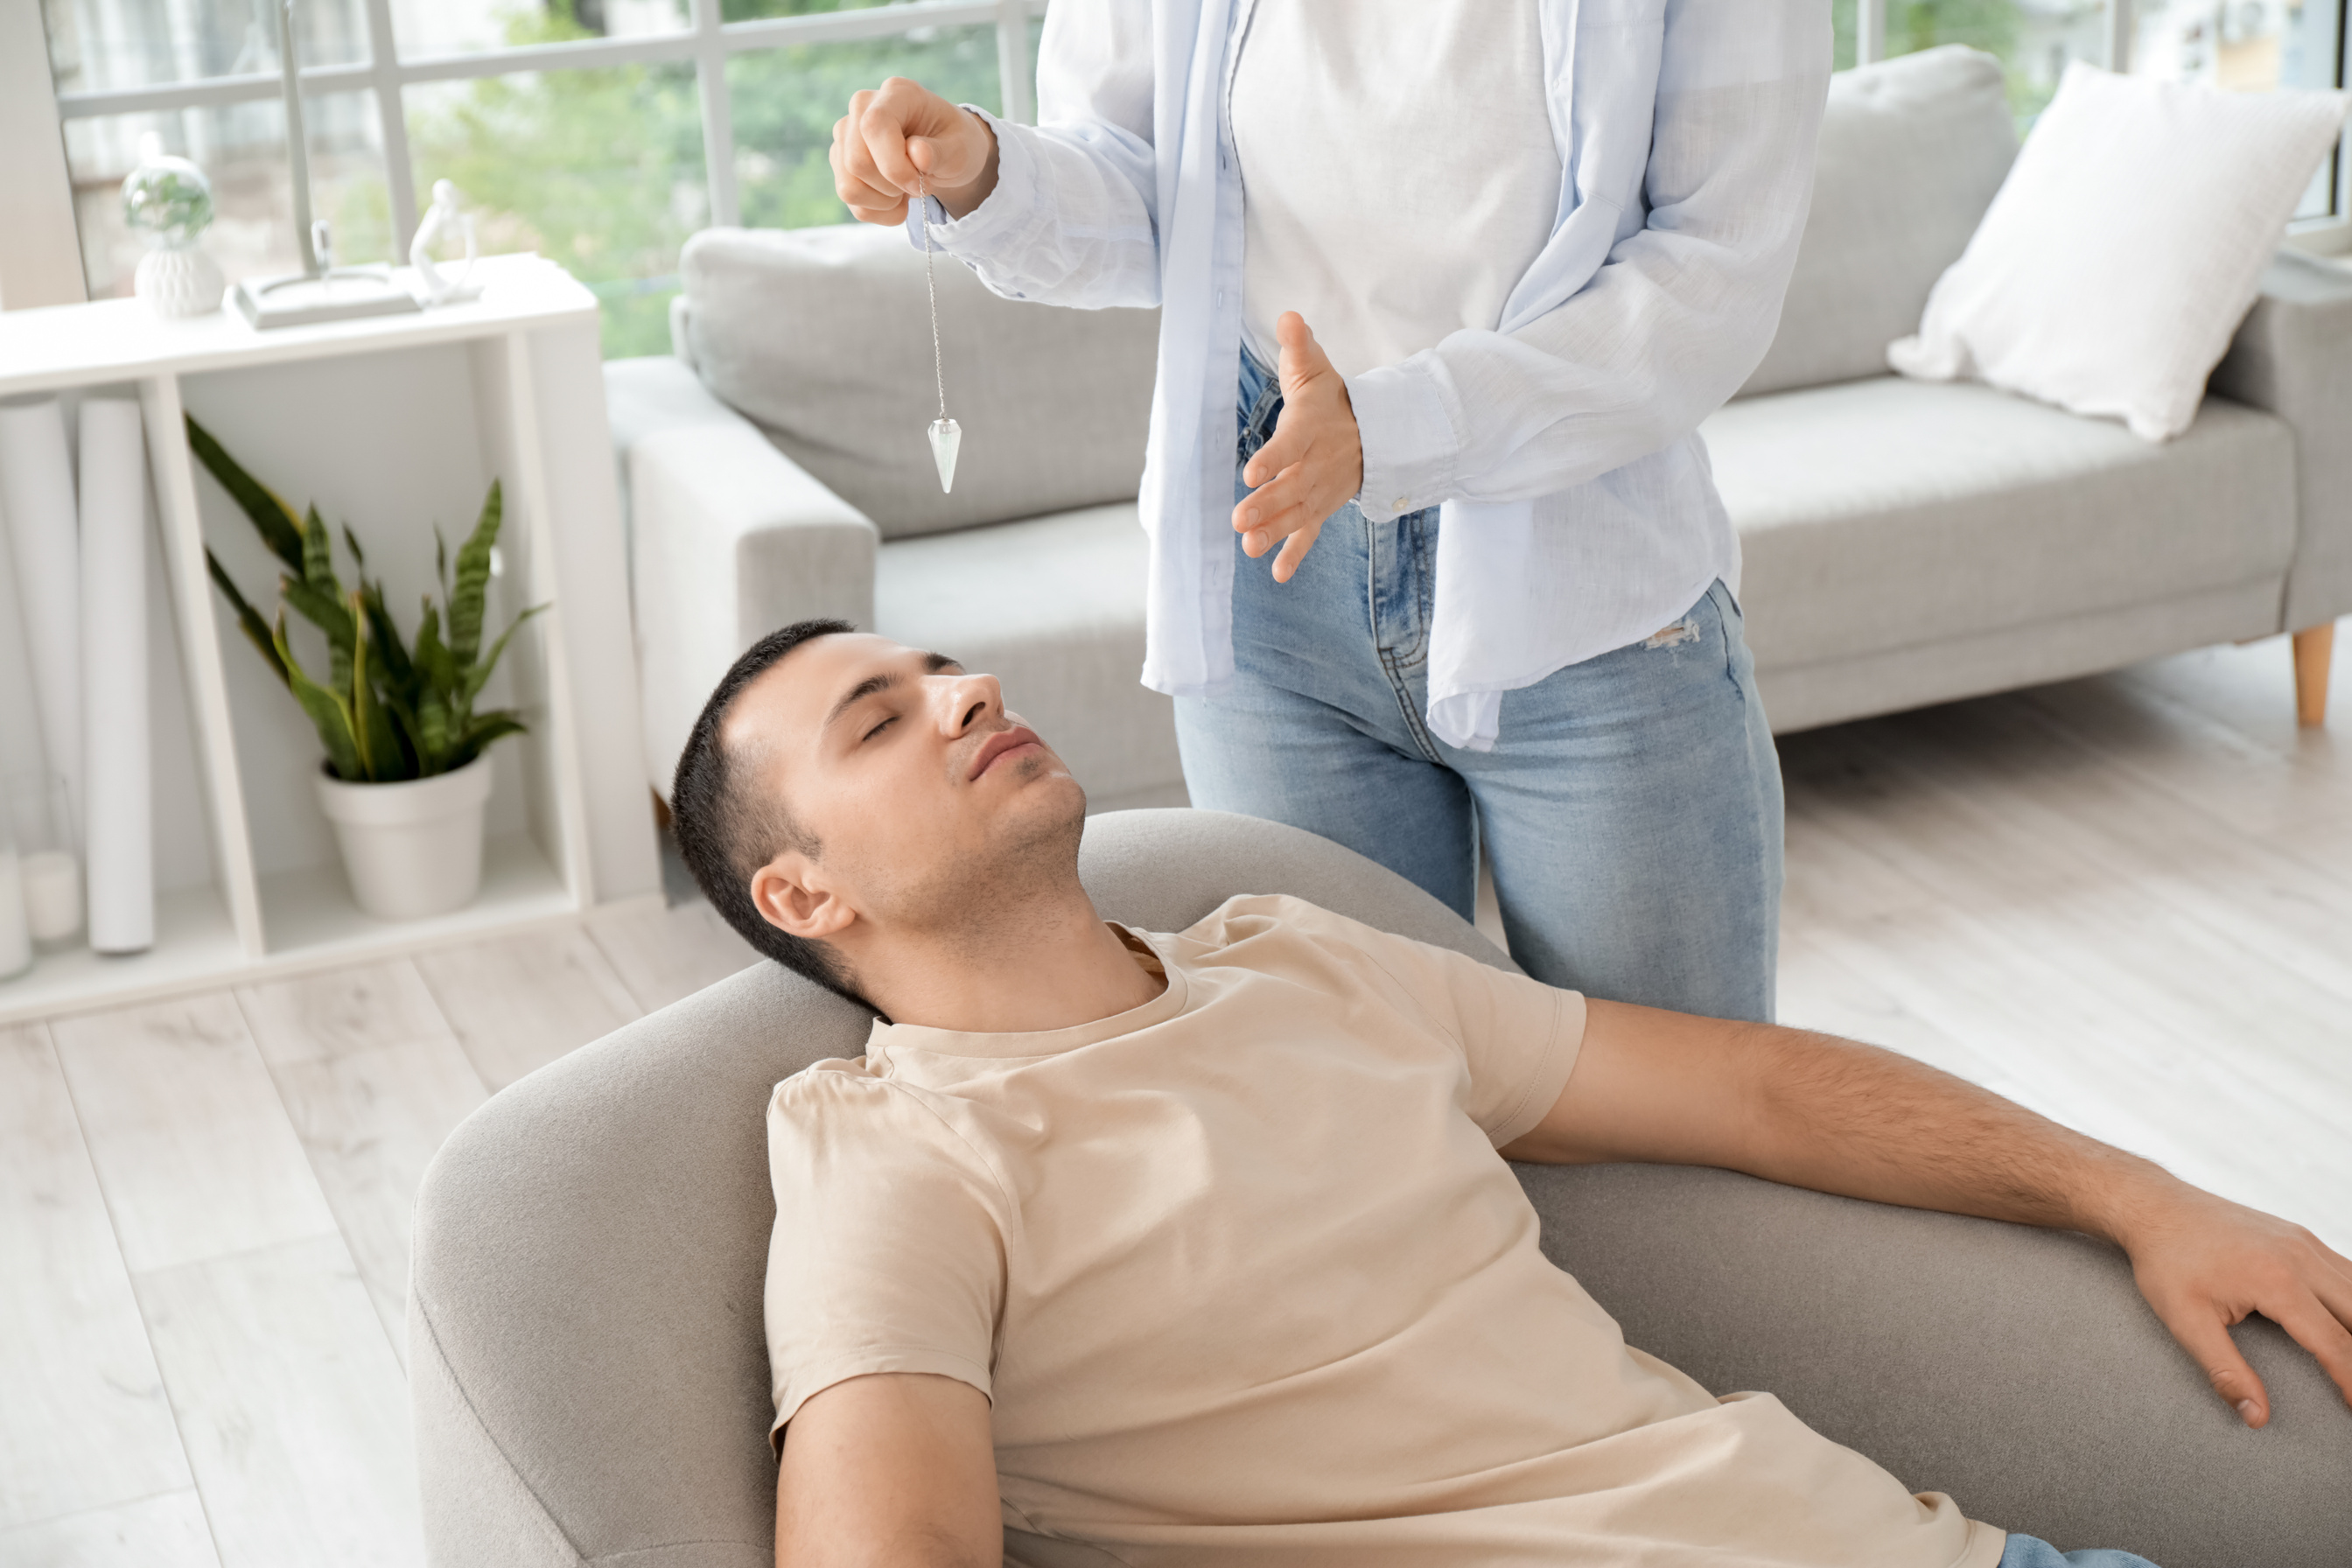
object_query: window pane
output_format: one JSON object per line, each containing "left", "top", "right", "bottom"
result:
{"left": 62, "top": 94, "right": 390, "bottom": 300}
{"left": 406, "top": 66, "right": 705, "bottom": 356}
{"left": 1834, "top": 0, "right": 1858, "bottom": 71}
{"left": 43, "top": 0, "right": 369, "bottom": 91}
{"left": 727, "top": 27, "right": 1003, "bottom": 231}
{"left": 1888, "top": 0, "right": 2111, "bottom": 123}
{"left": 2132, "top": 0, "right": 2344, "bottom": 218}
{"left": 389, "top": 0, "right": 686, "bottom": 61}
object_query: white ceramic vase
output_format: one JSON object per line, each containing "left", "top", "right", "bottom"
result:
{"left": 135, "top": 245, "right": 225, "bottom": 319}
{"left": 314, "top": 753, "right": 494, "bottom": 920}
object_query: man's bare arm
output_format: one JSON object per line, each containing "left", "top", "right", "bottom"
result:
{"left": 1500, "top": 998, "right": 2352, "bottom": 1429}
{"left": 775, "top": 1373, "right": 998, "bottom": 1568}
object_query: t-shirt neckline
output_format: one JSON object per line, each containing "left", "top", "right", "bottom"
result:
{"left": 865, "top": 923, "right": 1190, "bottom": 1060}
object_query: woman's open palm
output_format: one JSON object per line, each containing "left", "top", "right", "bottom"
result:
{"left": 1234, "top": 312, "right": 1363, "bottom": 584}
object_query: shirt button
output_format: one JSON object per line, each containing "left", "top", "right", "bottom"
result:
{"left": 1215, "top": 290, "right": 1224, "bottom": 304}
{"left": 1393, "top": 495, "right": 1410, "bottom": 511}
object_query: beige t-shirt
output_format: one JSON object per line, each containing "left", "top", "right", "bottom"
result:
{"left": 763, "top": 895, "right": 2004, "bottom": 1568}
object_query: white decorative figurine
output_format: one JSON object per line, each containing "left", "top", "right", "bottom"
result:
{"left": 123, "top": 133, "right": 225, "bottom": 319}
{"left": 410, "top": 179, "right": 483, "bottom": 307}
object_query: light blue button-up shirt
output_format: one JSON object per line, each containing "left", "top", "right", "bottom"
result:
{"left": 917, "top": 0, "right": 1830, "bottom": 749}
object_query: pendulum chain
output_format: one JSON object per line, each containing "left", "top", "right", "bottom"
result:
{"left": 920, "top": 172, "right": 947, "bottom": 424}
{"left": 917, "top": 172, "right": 962, "bottom": 493}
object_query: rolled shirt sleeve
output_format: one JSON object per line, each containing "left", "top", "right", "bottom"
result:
{"left": 904, "top": 0, "right": 1166, "bottom": 311}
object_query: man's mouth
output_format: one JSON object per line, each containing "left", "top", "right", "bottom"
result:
{"left": 968, "top": 726, "right": 1045, "bottom": 780}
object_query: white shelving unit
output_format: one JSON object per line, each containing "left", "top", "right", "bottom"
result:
{"left": 0, "top": 255, "right": 662, "bottom": 1023}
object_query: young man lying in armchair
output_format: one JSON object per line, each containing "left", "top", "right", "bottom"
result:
{"left": 668, "top": 620, "right": 2352, "bottom": 1568}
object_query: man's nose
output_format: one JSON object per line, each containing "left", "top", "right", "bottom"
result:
{"left": 935, "top": 670, "right": 1005, "bottom": 735}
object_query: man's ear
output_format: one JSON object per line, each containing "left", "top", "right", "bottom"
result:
{"left": 750, "top": 852, "right": 856, "bottom": 943}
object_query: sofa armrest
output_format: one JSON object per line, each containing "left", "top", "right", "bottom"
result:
{"left": 2209, "top": 250, "right": 2352, "bottom": 632}
{"left": 1530, "top": 1162, "right": 2352, "bottom": 1568}
{"left": 632, "top": 412, "right": 878, "bottom": 798}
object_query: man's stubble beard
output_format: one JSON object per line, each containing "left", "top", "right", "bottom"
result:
{"left": 872, "top": 753, "right": 1089, "bottom": 956}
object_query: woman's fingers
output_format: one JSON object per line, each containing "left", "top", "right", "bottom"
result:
{"left": 1270, "top": 517, "right": 1323, "bottom": 582}
{"left": 833, "top": 116, "right": 910, "bottom": 221}
{"left": 830, "top": 78, "right": 983, "bottom": 225}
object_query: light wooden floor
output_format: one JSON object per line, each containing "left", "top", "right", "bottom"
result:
{"left": 4, "top": 633, "right": 2348, "bottom": 1567}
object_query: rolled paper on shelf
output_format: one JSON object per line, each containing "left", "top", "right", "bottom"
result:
{"left": 0, "top": 849, "right": 30, "bottom": 979}
{"left": 78, "top": 398, "right": 154, "bottom": 956}
{"left": 21, "top": 848, "right": 81, "bottom": 945}
{"left": 0, "top": 399, "right": 82, "bottom": 803}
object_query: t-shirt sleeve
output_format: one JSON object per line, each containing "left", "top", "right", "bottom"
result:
{"left": 762, "top": 1062, "right": 1008, "bottom": 1455}
{"left": 1216, "top": 894, "right": 1586, "bottom": 1149}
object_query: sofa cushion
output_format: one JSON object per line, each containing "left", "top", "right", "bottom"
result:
{"left": 874, "top": 504, "right": 1184, "bottom": 809}
{"left": 679, "top": 223, "right": 1158, "bottom": 542}
{"left": 1739, "top": 47, "right": 2018, "bottom": 400}
{"left": 1703, "top": 376, "right": 2298, "bottom": 671}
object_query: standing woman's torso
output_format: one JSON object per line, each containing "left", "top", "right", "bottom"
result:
{"left": 1226, "top": 0, "right": 1562, "bottom": 381}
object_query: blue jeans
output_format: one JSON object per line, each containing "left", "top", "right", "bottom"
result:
{"left": 2001, "top": 1536, "right": 2161, "bottom": 1568}
{"left": 1174, "top": 348, "right": 1784, "bottom": 1021}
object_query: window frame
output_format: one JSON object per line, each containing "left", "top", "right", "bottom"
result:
{"left": 46, "top": 0, "right": 1050, "bottom": 262}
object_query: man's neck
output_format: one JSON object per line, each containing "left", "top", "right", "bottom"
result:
{"left": 857, "top": 885, "right": 1166, "bottom": 1034}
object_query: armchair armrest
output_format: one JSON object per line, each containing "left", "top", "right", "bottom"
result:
{"left": 2209, "top": 250, "right": 2352, "bottom": 632}
{"left": 628, "top": 388, "right": 878, "bottom": 798}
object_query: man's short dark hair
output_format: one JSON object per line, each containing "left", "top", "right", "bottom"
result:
{"left": 670, "top": 618, "right": 876, "bottom": 1012}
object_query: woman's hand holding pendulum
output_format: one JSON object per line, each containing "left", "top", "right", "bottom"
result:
{"left": 1234, "top": 312, "right": 1364, "bottom": 584}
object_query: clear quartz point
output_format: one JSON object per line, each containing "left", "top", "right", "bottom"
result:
{"left": 928, "top": 416, "right": 962, "bottom": 494}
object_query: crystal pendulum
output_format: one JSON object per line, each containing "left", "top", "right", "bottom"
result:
{"left": 917, "top": 173, "right": 962, "bottom": 493}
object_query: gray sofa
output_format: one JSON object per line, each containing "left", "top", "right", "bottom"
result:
{"left": 407, "top": 808, "right": 2352, "bottom": 1567}
{"left": 608, "top": 44, "right": 2351, "bottom": 811}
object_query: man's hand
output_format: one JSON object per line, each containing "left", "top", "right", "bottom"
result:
{"left": 2107, "top": 1181, "right": 2352, "bottom": 1429}
{"left": 832, "top": 77, "right": 1000, "bottom": 225}
{"left": 1233, "top": 312, "right": 1363, "bottom": 584}
{"left": 1505, "top": 998, "right": 2352, "bottom": 1428}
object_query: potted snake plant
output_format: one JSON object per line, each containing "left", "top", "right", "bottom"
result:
{"left": 189, "top": 416, "right": 543, "bottom": 920}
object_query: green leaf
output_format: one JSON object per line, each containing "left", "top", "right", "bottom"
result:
{"left": 282, "top": 576, "right": 354, "bottom": 698}
{"left": 448, "top": 481, "right": 502, "bottom": 668}
{"left": 205, "top": 548, "right": 288, "bottom": 687}
{"left": 453, "top": 710, "right": 528, "bottom": 767}
{"left": 185, "top": 416, "right": 304, "bottom": 572}
{"left": 341, "top": 524, "right": 368, "bottom": 573}
{"left": 349, "top": 592, "right": 410, "bottom": 782}
{"left": 359, "top": 580, "right": 414, "bottom": 690}
{"left": 417, "top": 688, "right": 453, "bottom": 770}
{"left": 300, "top": 506, "right": 342, "bottom": 596}
{"left": 272, "top": 614, "right": 363, "bottom": 781}
{"left": 458, "top": 603, "right": 545, "bottom": 710}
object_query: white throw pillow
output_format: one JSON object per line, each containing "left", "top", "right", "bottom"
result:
{"left": 1888, "top": 61, "right": 2348, "bottom": 441}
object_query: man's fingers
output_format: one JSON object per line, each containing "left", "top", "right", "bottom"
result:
{"left": 2272, "top": 1289, "right": 2352, "bottom": 1410}
{"left": 2158, "top": 1299, "right": 2271, "bottom": 1426}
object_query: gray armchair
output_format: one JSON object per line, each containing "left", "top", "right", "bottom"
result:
{"left": 408, "top": 809, "right": 2352, "bottom": 1568}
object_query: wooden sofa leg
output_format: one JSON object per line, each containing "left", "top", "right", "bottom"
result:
{"left": 2292, "top": 622, "right": 2334, "bottom": 728}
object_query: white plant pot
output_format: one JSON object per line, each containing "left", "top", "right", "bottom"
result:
{"left": 314, "top": 753, "right": 494, "bottom": 921}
